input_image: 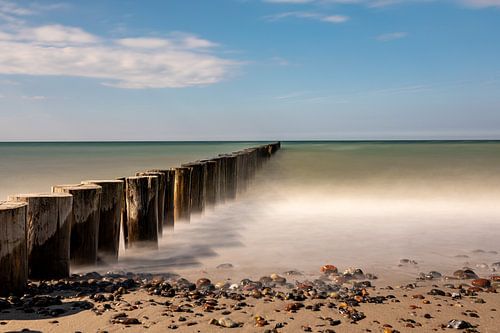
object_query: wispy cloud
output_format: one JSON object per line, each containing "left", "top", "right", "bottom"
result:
{"left": 265, "top": 11, "right": 349, "bottom": 23}
{"left": 461, "top": 0, "right": 500, "bottom": 8}
{"left": 264, "top": 0, "right": 315, "bottom": 3}
{"left": 263, "top": 0, "right": 500, "bottom": 9}
{"left": 376, "top": 31, "right": 407, "bottom": 41}
{"left": 0, "top": 1, "right": 238, "bottom": 89}
{"left": 22, "top": 95, "right": 49, "bottom": 100}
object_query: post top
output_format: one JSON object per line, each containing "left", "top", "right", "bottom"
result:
{"left": 0, "top": 201, "right": 28, "bottom": 210}
{"left": 52, "top": 184, "right": 102, "bottom": 191}
{"left": 9, "top": 193, "right": 73, "bottom": 199}
{"left": 82, "top": 180, "right": 123, "bottom": 185}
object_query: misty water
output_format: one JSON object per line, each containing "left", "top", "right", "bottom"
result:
{"left": 2, "top": 141, "right": 499, "bottom": 282}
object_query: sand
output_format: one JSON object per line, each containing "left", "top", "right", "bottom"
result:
{"left": 1, "top": 264, "right": 499, "bottom": 333}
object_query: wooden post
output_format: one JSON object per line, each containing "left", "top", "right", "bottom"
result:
{"left": 125, "top": 176, "right": 159, "bottom": 248}
{"left": 52, "top": 184, "right": 102, "bottom": 266}
{"left": 174, "top": 167, "right": 191, "bottom": 223}
{"left": 211, "top": 157, "right": 226, "bottom": 203}
{"left": 81, "top": 180, "right": 123, "bottom": 262}
{"left": 165, "top": 169, "right": 176, "bottom": 229}
{"left": 220, "top": 154, "right": 237, "bottom": 200}
{"left": 137, "top": 171, "right": 165, "bottom": 237}
{"left": 117, "top": 177, "right": 128, "bottom": 249}
{"left": 8, "top": 193, "right": 73, "bottom": 280}
{"left": 200, "top": 160, "right": 217, "bottom": 207}
{"left": 0, "top": 201, "right": 28, "bottom": 296}
{"left": 181, "top": 162, "right": 206, "bottom": 214}
{"left": 148, "top": 169, "right": 176, "bottom": 230}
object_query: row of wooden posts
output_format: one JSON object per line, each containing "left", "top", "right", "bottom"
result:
{"left": 0, "top": 142, "right": 281, "bottom": 296}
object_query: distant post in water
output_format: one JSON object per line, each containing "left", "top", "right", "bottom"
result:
{"left": 81, "top": 180, "right": 123, "bottom": 262}
{"left": 8, "top": 193, "right": 73, "bottom": 280}
{"left": 52, "top": 184, "right": 102, "bottom": 266}
{"left": 125, "top": 176, "right": 159, "bottom": 248}
{"left": 174, "top": 167, "right": 191, "bottom": 222}
{"left": 0, "top": 201, "right": 28, "bottom": 296}
{"left": 137, "top": 171, "right": 165, "bottom": 237}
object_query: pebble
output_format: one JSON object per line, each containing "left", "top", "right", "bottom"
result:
{"left": 472, "top": 278, "right": 491, "bottom": 288}
{"left": 216, "top": 263, "right": 234, "bottom": 269}
{"left": 217, "top": 317, "right": 240, "bottom": 328}
{"left": 446, "top": 319, "right": 472, "bottom": 329}
{"left": 321, "top": 265, "right": 338, "bottom": 275}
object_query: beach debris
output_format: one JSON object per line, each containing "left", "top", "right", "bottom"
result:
{"left": 321, "top": 265, "right": 338, "bottom": 275}
{"left": 446, "top": 319, "right": 472, "bottom": 329}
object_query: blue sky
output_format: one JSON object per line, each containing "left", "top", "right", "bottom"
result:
{"left": 0, "top": 0, "right": 499, "bottom": 140}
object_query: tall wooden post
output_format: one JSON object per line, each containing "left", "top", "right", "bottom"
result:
{"left": 81, "top": 180, "right": 123, "bottom": 262}
{"left": 200, "top": 160, "right": 217, "bottom": 207}
{"left": 147, "top": 169, "right": 176, "bottom": 230}
{"left": 137, "top": 171, "right": 165, "bottom": 237}
{"left": 211, "top": 157, "right": 226, "bottom": 203}
{"left": 8, "top": 193, "right": 73, "bottom": 280}
{"left": 181, "top": 162, "right": 206, "bottom": 214}
{"left": 220, "top": 154, "right": 237, "bottom": 200}
{"left": 0, "top": 201, "right": 28, "bottom": 296}
{"left": 125, "top": 176, "right": 159, "bottom": 248}
{"left": 52, "top": 184, "right": 102, "bottom": 266}
{"left": 174, "top": 167, "right": 191, "bottom": 223}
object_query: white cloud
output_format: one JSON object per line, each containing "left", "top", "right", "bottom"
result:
{"left": 376, "top": 31, "right": 407, "bottom": 41}
{"left": 264, "top": 0, "right": 315, "bottom": 3}
{"left": 265, "top": 11, "right": 349, "bottom": 23}
{"left": 0, "top": 20, "right": 238, "bottom": 89}
{"left": 321, "top": 15, "right": 350, "bottom": 23}
{"left": 461, "top": 0, "right": 500, "bottom": 7}
{"left": 116, "top": 38, "right": 171, "bottom": 49}
{"left": 22, "top": 95, "right": 48, "bottom": 100}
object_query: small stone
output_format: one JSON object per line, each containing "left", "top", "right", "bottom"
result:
{"left": 321, "top": 265, "right": 338, "bottom": 275}
{"left": 196, "top": 278, "right": 211, "bottom": 288}
{"left": 216, "top": 263, "right": 233, "bottom": 269}
{"left": 218, "top": 317, "right": 240, "bottom": 328}
{"left": 472, "top": 278, "right": 491, "bottom": 288}
{"left": 446, "top": 319, "right": 472, "bottom": 329}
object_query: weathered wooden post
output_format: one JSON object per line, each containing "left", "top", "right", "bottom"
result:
{"left": 8, "top": 193, "right": 73, "bottom": 279}
{"left": 211, "top": 156, "right": 226, "bottom": 203}
{"left": 125, "top": 176, "right": 159, "bottom": 248}
{"left": 116, "top": 177, "right": 128, "bottom": 248}
{"left": 182, "top": 162, "right": 206, "bottom": 214}
{"left": 81, "top": 180, "right": 123, "bottom": 262}
{"left": 148, "top": 169, "right": 176, "bottom": 229}
{"left": 174, "top": 167, "right": 191, "bottom": 223}
{"left": 137, "top": 171, "right": 165, "bottom": 237}
{"left": 220, "top": 154, "right": 237, "bottom": 200}
{"left": 52, "top": 184, "right": 102, "bottom": 266}
{"left": 200, "top": 159, "right": 217, "bottom": 207}
{"left": 0, "top": 201, "right": 28, "bottom": 296}
{"left": 165, "top": 169, "right": 176, "bottom": 229}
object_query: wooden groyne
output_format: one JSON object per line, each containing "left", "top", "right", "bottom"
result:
{"left": 1, "top": 142, "right": 280, "bottom": 295}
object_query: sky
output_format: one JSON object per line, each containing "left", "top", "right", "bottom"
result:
{"left": 0, "top": 0, "right": 499, "bottom": 141}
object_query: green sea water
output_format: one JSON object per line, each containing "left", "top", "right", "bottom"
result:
{"left": 1, "top": 141, "right": 499, "bottom": 278}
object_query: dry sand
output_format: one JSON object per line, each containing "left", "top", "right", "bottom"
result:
{"left": 1, "top": 264, "right": 499, "bottom": 333}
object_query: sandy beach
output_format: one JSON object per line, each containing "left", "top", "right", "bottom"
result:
{"left": 1, "top": 256, "right": 499, "bottom": 333}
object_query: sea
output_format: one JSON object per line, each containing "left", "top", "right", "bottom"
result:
{"left": 1, "top": 141, "right": 499, "bottom": 281}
